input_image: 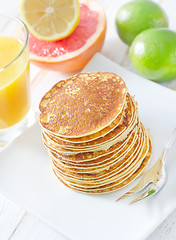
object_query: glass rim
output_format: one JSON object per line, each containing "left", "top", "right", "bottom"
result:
{"left": 0, "top": 15, "right": 29, "bottom": 72}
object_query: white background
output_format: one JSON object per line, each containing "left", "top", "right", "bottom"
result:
{"left": 0, "top": 0, "right": 176, "bottom": 239}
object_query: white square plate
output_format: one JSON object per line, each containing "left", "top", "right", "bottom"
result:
{"left": 1, "top": 53, "right": 176, "bottom": 240}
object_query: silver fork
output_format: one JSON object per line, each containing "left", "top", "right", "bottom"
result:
{"left": 116, "top": 127, "right": 176, "bottom": 204}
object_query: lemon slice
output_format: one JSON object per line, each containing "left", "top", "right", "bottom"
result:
{"left": 20, "top": 0, "right": 80, "bottom": 41}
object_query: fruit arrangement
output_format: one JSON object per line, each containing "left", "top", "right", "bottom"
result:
{"left": 20, "top": 0, "right": 106, "bottom": 72}
{"left": 116, "top": 0, "right": 176, "bottom": 82}
{"left": 20, "top": 0, "right": 175, "bottom": 81}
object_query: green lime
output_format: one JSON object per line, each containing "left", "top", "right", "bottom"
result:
{"left": 115, "top": 0, "right": 168, "bottom": 46}
{"left": 130, "top": 28, "right": 176, "bottom": 82}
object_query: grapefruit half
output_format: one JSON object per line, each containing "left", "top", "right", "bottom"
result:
{"left": 29, "top": 0, "right": 106, "bottom": 72}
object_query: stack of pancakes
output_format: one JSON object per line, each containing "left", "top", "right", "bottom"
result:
{"left": 39, "top": 72, "right": 152, "bottom": 194}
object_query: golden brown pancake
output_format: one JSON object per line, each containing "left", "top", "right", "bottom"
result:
{"left": 50, "top": 125, "right": 141, "bottom": 172}
{"left": 42, "top": 93, "right": 132, "bottom": 148}
{"left": 42, "top": 95, "right": 138, "bottom": 155}
{"left": 51, "top": 125, "right": 139, "bottom": 166}
{"left": 39, "top": 72, "right": 127, "bottom": 138}
{"left": 42, "top": 93, "right": 129, "bottom": 145}
{"left": 55, "top": 148, "right": 151, "bottom": 194}
{"left": 51, "top": 130, "right": 152, "bottom": 193}
{"left": 50, "top": 124, "right": 145, "bottom": 179}
{"left": 39, "top": 72, "right": 152, "bottom": 194}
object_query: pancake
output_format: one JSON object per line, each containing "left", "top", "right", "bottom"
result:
{"left": 43, "top": 99, "right": 126, "bottom": 146}
{"left": 42, "top": 95, "right": 138, "bottom": 155}
{"left": 42, "top": 94, "right": 132, "bottom": 149}
{"left": 54, "top": 146, "right": 151, "bottom": 194}
{"left": 52, "top": 131, "right": 152, "bottom": 193}
{"left": 39, "top": 72, "right": 152, "bottom": 195}
{"left": 39, "top": 72, "right": 127, "bottom": 138}
{"left": 42, "top": 93, "right": 127, "bottom": 144}
{"left": 50, "top": 124, "right": 146, "bottom": 181}
{"left": 51, "top": 124, "right": 139, "bottom": 165}
{"left": 50, "top": 125, "right": 142, "bottom": 173}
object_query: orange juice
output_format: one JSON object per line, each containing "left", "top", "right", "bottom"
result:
{"left": 0, "top": 36, "right": 30, "bottom": 129}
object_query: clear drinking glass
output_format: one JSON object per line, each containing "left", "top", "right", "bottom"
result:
{"left": 0, "top": 16, "right": 35, "bottom": 150}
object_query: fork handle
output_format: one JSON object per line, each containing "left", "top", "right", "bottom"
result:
{"left": 162, "top": 127, "right": 176, "bottom": 163}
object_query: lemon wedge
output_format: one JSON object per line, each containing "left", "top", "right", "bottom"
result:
{"left": 20, "top": 0, "right": 80, "bottom": 41}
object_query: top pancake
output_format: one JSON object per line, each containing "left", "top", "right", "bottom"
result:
{"left": 39, "top": 72, "right": 127, "bottom": 138}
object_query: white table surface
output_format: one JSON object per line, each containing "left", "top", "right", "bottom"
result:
{"left": 1, "top": 0, "right": 176, "bottom": 239}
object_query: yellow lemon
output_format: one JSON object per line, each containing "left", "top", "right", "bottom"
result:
{"left": 20, "top": 0, "right": 80, "bottom": 41}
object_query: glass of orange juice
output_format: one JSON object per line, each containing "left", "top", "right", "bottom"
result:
{"left": 0, "top": 15, "right": 34, "bottom": 149}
